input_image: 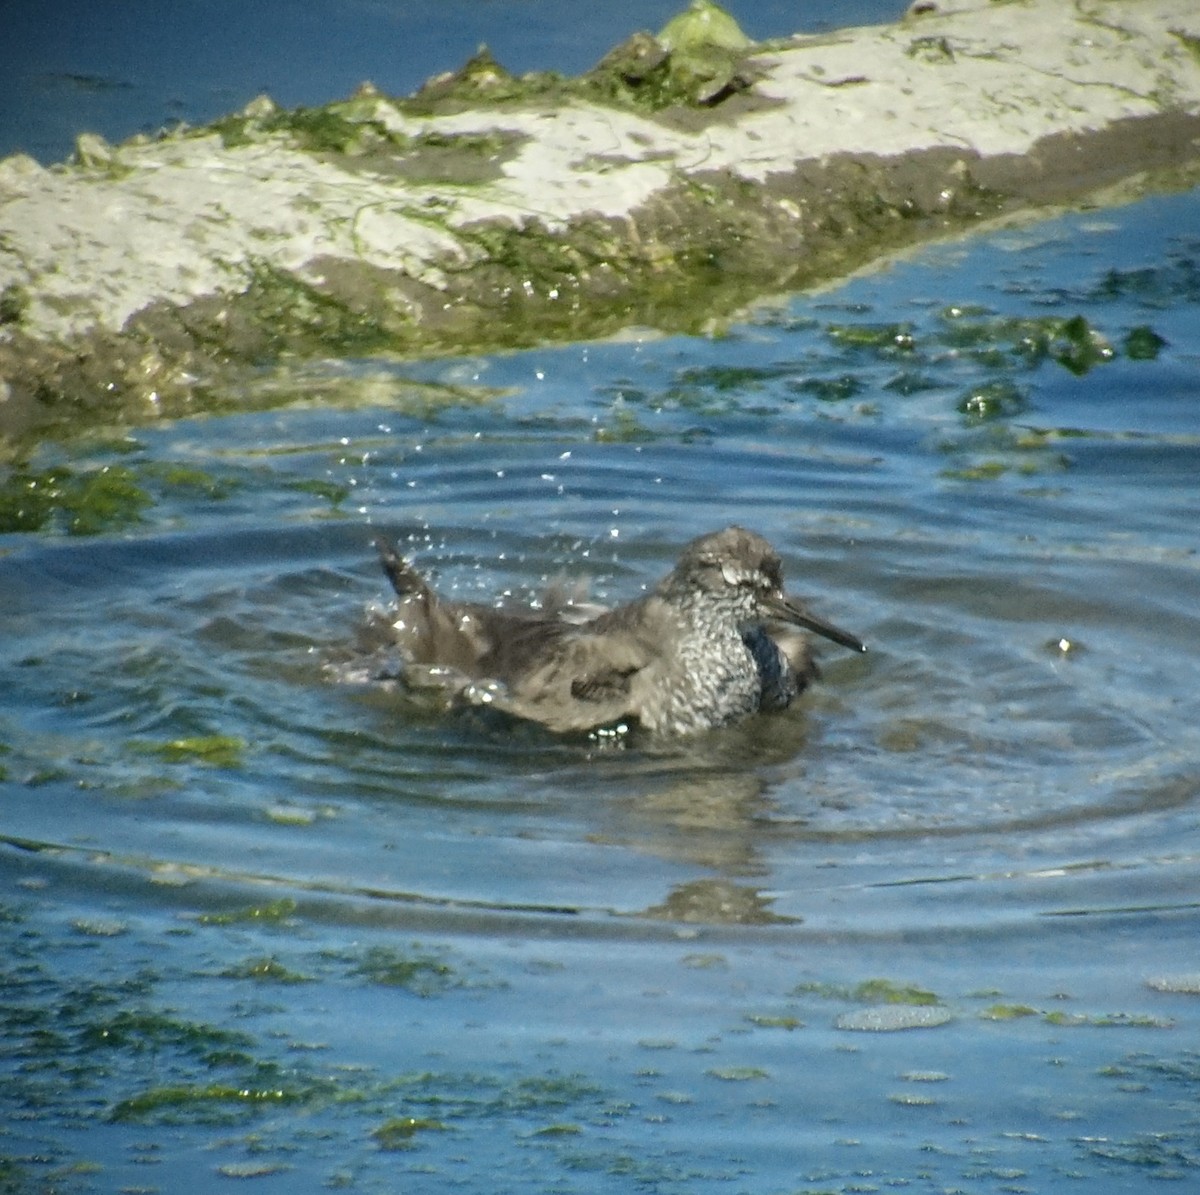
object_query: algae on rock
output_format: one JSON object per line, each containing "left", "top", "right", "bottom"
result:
{"left": 2, "top": 0, "right": 1200, "bottom": 451}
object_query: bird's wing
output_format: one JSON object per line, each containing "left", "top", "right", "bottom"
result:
{"left": 496, "top": 601, "right": 674, "bottom": 733}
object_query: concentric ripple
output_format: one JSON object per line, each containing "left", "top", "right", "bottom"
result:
{"left": 3, "top": 189, "right": 1200, "bottom": 1194}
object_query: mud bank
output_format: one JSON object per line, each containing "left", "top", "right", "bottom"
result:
{"left": 2, "top": 0, "right": 1199, "bottom": 447}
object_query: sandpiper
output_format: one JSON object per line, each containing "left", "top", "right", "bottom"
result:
{"left": 372, "top": 525, "right": 864, "bottom": 737}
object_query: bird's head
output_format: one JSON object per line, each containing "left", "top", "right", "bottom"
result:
{"left": 666, "top": 526, "right": 865, "bottom": 653}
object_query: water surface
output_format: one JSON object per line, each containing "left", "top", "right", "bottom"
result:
{"left": 2, "top": 191, "right": 1200, "bottom": 1191}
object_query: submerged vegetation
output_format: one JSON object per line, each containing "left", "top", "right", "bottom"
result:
{"left": 350, "top": 944, "right": 471, "bottom": 996}
{"left": 0, "top": 902, "right": 613, "bottom": 1185}
{"left": 793, "top": 977, "right": 943, "bottom": 1006}
{"left": 0, "top": 290, "right": 1173, "bottom": 533}
{"left": 0, "top": 463, "right": 154, "bottom": 535}
{"left": 131, "top": 735, "right": 246, "bottom": 768}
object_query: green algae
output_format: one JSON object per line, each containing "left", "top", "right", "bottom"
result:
{"left": 592, "top": 410, "right": 658, "bottom": 443}
{"left": 1172, "top": 29, "right": 1200, "bottom": 66}
{"left": 1082, "top": 1130, "right": 1199, "bottom": 1172}
{"left": 1090, "top": 256, "right": 1200, "bottom": 306}
{"left": 139, "top": 460, "right": 240, "bottom": 499}
{"left": 130, "top": 735, "right": 245, "bottom": 768}
{"left": 530, "top": 1122, "right": 583, "bottom": 1136}
{"left": 957, "top": 379, "right": 1028, "bottom": 421}
{"left": 0, "top": 457, "right": 238, "bottom": 534}
{"left": 660, "top": 0, "right": 751, "bottom": 55}
{"left": 491, "top": 1074, "right": 604, "bottom": 1115}
{"left": 351, "top": 944, "right": 465, "bottom": 996}
{"left": 374, "top": 1070, "right": 605, "bottom": 1121}
{"left": 1103, "top": 1050, "right": 1200, "bottom": 1087}
{"left": 372, "top": 1115, "right": 451, "bottom": 1150}
{"left": 286, "top": 477, "right": 350, "bottom": 509}
{"left": 1124, "top": 324, "right": 1168, "bottom": 359}
{"left": 67, "top": 133, "right": 135, "bottom": 181}
{"left": 706, "top": 1066, "right": 769, "bottom": 1081}
{"left": 0, "top": 465, "right": 62, "bottom": 525}
{"left": 794, "top": 978, "right": 942, "bottom": 1006}
{"left": 394, "top": 129, "right": 527, "bottom": 185}
{"left": 558, "top": 1148, "right": 707, "bottom": 1184}
{"left": 813, "top": 307, "right": 1158, "bottom": 403}
{"left": 935, "top": 308, "right": 1122, "bottom": 374}
{"left": 197, "top": 898, "right": 298, "bottom": 926}
{"left": 745, "top": 1014, "right": 804, "bottom": 1030}
{"left": 0, "top": 912, "right": 615, "bottom": 1175}
{"left": 219, "top": 956, "right": 313, "bottom": 984}
{"left": 238, "top": 259, "right": 406, "bottom": 359}
{"left": 646, "top": 0, "right": 757, "bottom": 107}
{"left": 81, "top": 1008, "right": 253, "bottom": 1056}
{"left": 0, "top": 282, "right": 28, "bottom": 326}
{"left": 104, "top": 1064, "right": 604, "bottom": 1134}
{"left": 789, "top": 373, "right": 864, "bottom": 402}
{"left": 212, "top": 94, "right": 409, "bottom": 156}
{"left": 1042, "top": 1010, "right": 1173, "bottom": 1028}
{"left": 109, "top": 1081, "right": 306, "bottom": 1123}
{"left": 940, "top": 460, "right": 1011, "bottom": 482}
{"left": 673, "top": 363, "right": 794, "bottom": 392}
{"left": 981, "top": 1003, "right": 1040, "bottom": 1020}
{"left": 582, "top": 33, "right": 680, "bottom": 112}
{"left": 825, "top": 322, "right": 916, "bottom": 354}
{"left": 0, "top": 463, "right": 152, "bottom": 535}
{"left": 1048, "top": 314, "right": 1116, "bottom": 375}
{"left": 854, "top": 978, "right": 941, "bottom": 1006}
{"left": 403, "top": 47, "right": 564, "bottom": 114}
{"left": 103, "top": 1053, "right": 348, "bottom": 1127}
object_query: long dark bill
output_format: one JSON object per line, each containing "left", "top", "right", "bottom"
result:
{"left": 768, "top": 593, "right": 866, "bottom": 653}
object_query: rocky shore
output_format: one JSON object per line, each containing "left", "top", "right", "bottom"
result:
{"left": 2, "top": 0, "right": 1199, "bottom": 448}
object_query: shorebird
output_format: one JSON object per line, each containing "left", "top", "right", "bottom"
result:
{"left": 371, "top": 526, "right": 865, "bottom": 737}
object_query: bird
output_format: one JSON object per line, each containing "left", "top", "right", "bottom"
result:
{"left": 370, "top": 525, "right": 865, "bottom": 738}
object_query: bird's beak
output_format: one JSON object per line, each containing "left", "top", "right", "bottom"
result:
{"left": 765, "top": 592, "right": 866, "bottom": 653}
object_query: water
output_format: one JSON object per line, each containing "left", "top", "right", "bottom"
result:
{"left": 3, "top": 186, "right": 1199, "bottom": 1190}
{"left": 0, "top": 0, "right": 891, "bottom": 164}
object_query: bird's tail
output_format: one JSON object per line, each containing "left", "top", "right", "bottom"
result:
{"left": 374, "top": 535, "right": 486, "bottom": 673}
{"left": 375, "top": 535, "right": 435, "bottom": 606}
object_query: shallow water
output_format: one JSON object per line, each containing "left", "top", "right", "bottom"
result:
{"left": 3, "top": 190, "right": 1200, "bottom": 1191}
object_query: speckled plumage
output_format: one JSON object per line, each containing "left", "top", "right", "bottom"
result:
{"left": 373, "top": 526, "right": 865, "bottom": 737}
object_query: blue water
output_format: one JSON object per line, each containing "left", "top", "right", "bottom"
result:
{"left": 3, "top": 187, "right": 1199, "bottom": 1191}
{"left": 4, "top": 2, "right": 1200, "bottom": 1190}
